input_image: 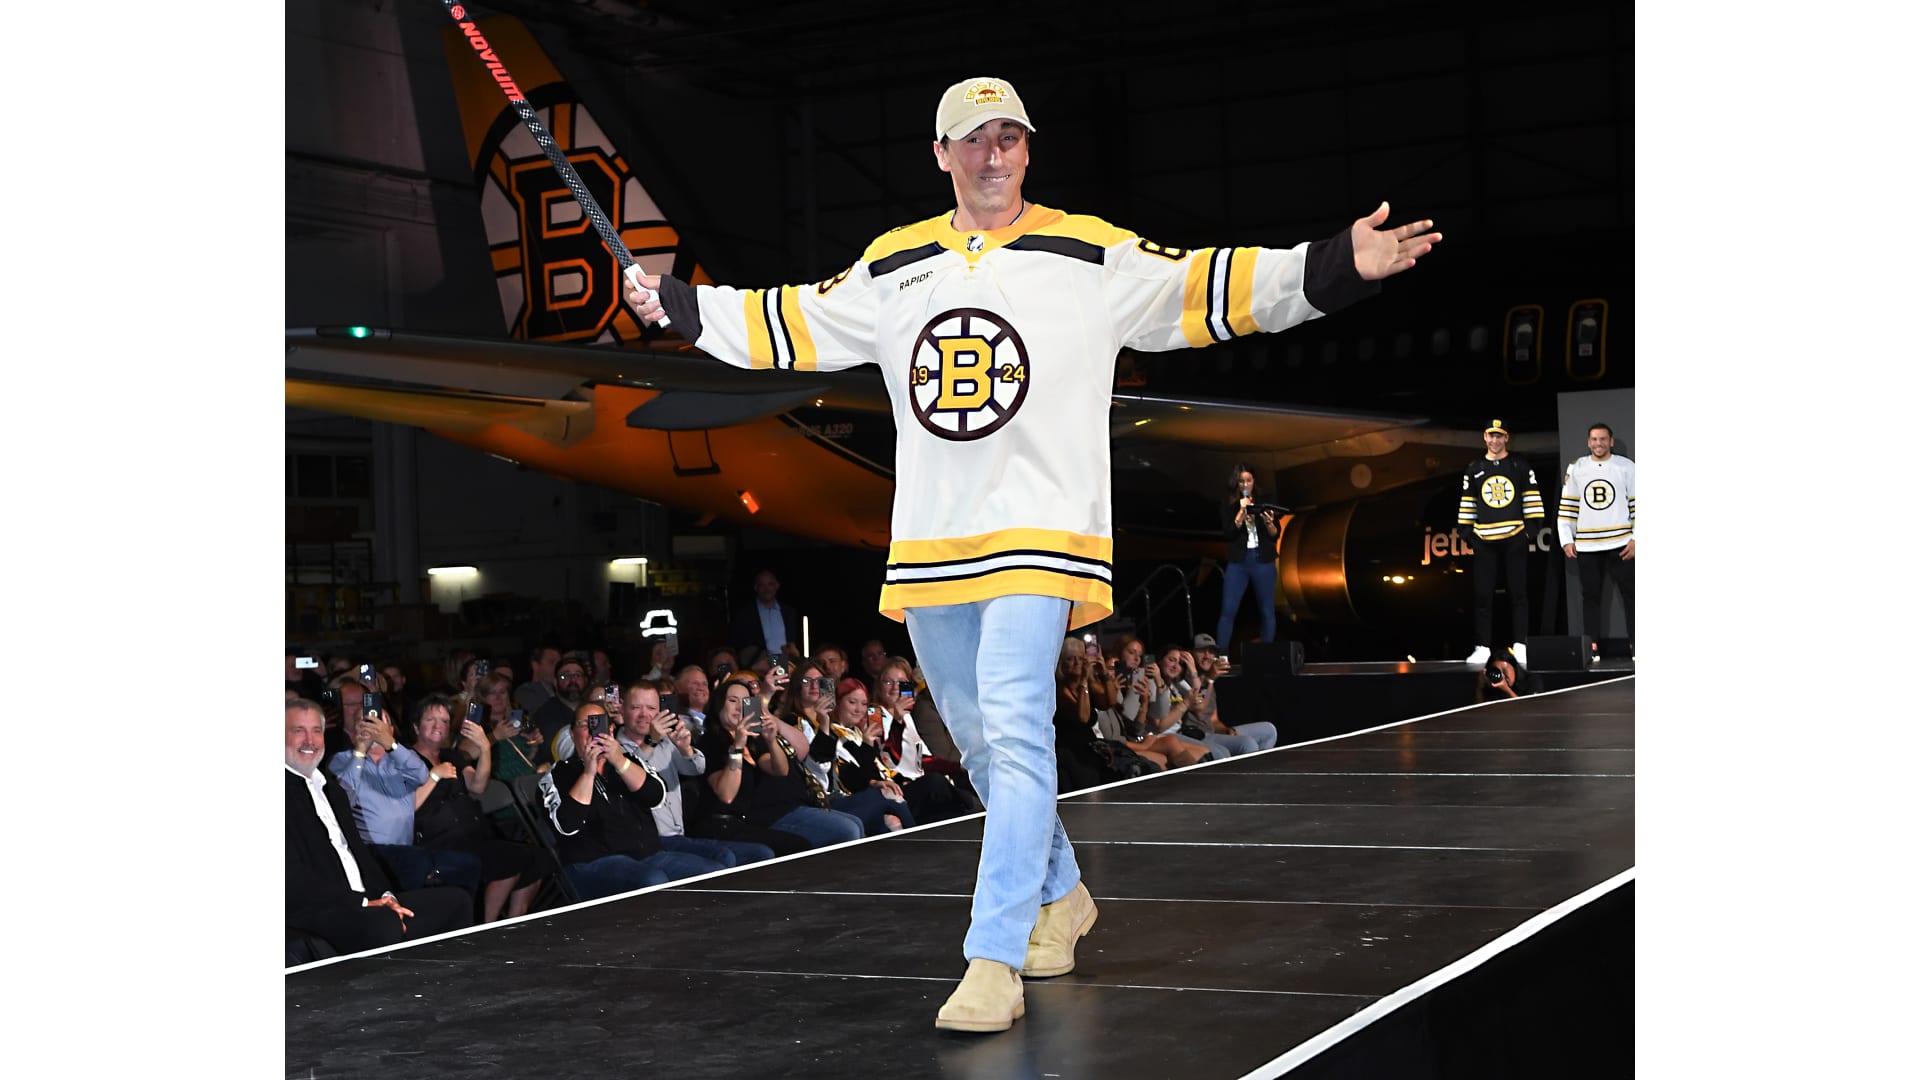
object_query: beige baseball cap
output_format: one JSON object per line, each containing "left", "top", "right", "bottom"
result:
{"left": 934, "top": 77, "right": 1036, "bottom": 141}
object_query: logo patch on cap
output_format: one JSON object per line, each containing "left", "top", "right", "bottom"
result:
{"left": 963, "top": 81, "right": 1008, "bottom": 108}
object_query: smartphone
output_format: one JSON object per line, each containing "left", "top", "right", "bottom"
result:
{"left": 295, "top": 656, "right": 320, "bottom": 670}
{"left": 473, "top": 658, "right": 490, "bottom": 678}
{"left": 899, "top": 687, "right": 916, "bottom": 709}
{"left": 1142, "top": 653, "right": 1157, "bottom": 669}
{"left": 603, "top": 682, "right": 621, "bottom": 704}
{"left": 358, "top": 663, "right": 376, "bottom": 686}
{"left": 465, "top": 701, "right": 483, "bottom": 725}
{"left": 508, "top": 707, "right": 525, "bottom": 729}
{"left": 587, "top": 713, "right": 608, "bottom": 740}
{"left": 659, "top": 693, "right": 682, "bottom": 714}
{"left": 363, "top": 690, "right": 385, "bottom": 718}
{"left": 742, "top": 696, "right": 764, "bottom": 732}
{"left": 770, "top": 660, "right": 790, "bottom": 680}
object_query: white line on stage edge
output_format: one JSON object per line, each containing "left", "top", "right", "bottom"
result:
{"left": 1237, "top": 867, "right": 1635, "bottom": 1080}
{"left": 673, "top": 887, "right": 1542, "bottom": 910}
{"left": 897, "top": 838, "right": 1545, "bottom": 852}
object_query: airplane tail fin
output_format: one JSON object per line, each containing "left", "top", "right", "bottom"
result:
{"left": 439, "top": 15, "right": 711, "bottom": 346}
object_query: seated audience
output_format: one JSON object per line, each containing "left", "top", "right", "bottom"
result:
{"left": 1185, "top": 635, "right": 1280, "bottom": 754}
{"left": 617, "top": 680, "right": 776, "bottom": 868}
{"left": 287, "top": 699, "right": 470, "bottom": 958}
{"left": 409, "top": 694, "right": 555, "bottom": 922}
{"left": 538, "top": 702, "right": 729, "bottom": 900}
{"left": 326, "top": 692, "right": 482, "bottom": 898}
{"left": 694, "top": 675, "right": 862, "bottom": 852}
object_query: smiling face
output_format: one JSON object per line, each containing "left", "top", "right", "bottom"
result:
{"left": 1587, "top": 426, "right": 1614, "bottom": 460}
{"left": 415, "top": 704, "right": 451, "bottom": 750}
{"left": 286, "top": 703, "right": 326, "bottom": 776}
{"left": 1484, "top": 429, "right": 1510, "bottom": 458}
{"left": 935, "top": 119, "right": 1030, "bottom": 230}
{"left": 834, "top": 686, "right": 870, "bottom": 727}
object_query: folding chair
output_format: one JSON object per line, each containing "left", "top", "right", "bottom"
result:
{"left": 508, "top": 773, "right": 582, "bottom": 905}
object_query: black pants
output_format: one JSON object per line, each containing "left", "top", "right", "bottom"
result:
{"left": 1472, "top": 533, "right": 1531, "bottom": 647}
{"left": 1576, "top": 545, "right": 1635, "bottom": 641}
{"left": 289, "top": 886, "right": 473, "bottom": 957}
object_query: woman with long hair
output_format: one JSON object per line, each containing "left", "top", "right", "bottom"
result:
{"left": 1217, "top": 463, "right": 1280, "bottom": 654}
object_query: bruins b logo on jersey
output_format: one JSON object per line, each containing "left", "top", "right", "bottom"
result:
{"left": 1481, "top": 475, "right": 1516, "bottom": 508}
{"left": 1584, "top": 478, "right": 1616, "bottom": 510}
{"left": 908, "top": 308, "right": 1031, "bottom": 442}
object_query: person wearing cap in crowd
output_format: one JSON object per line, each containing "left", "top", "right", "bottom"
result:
{"left": 534, "top": 651, "right": 593, "bottom": 761}
{"left": 1457, "top": 419, "right": 1547, "bottom": 668}
{"left": 1559, "top": 421, "right": 1635, "bottom": 654}
{"left": 1217, "top": 463, "right": 1280, "bottom": 656}
{"left": 623, "top": 74, "right": 1440, "bottom": 1034}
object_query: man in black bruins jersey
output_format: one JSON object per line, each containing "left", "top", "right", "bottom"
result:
{"left": 1456, "top": 419, "right": 1546, "bottom": 668}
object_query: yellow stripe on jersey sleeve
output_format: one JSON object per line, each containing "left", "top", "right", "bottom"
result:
{"left": 780, "top": 286, "right": 818, "bottom": 370}
{"left": 742, "top": 289, "right": 775, "bottom": 370}
{"left": 1179, "top": 248, "right": 1218, "bottom": 349}
{"left": 1225, "top": 247, "right": 1262, "bottom": 338}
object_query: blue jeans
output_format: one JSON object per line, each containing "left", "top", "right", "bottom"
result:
{"left": 563, "top": 850, "right": 728, "bottom": 901}
{"left": 658, "top": 833, "right": 775, "bottom": 867}
{"left": 831, "top": 787, "right": 916, "bottom": 835}
{"left": 771, "top": 805, "right": 866, "bottom": 849}
{"left": 1217, "top": 556, "right": 1276, "bottom": 653}
{"left": 370, "top": 843, "right": 482, "bottom": 896}
{"left": 907, "top": 595, "right": 1080, "bottom": 969}
{"left": 1201, "top": 720, "right": 1279, "bottom": 757}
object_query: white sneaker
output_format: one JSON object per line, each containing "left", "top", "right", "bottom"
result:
{"left": 1511, "top": 642, "right": 1528, "bottom": 668}
{"left": 1465, "top": 645, "right": 1491, "bottom": 666}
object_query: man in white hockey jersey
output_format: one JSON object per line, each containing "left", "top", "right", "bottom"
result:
{"left": 624, "top": 76, "right": 1441, "bottom": 1033}
{"left": 1560, "top": 422, "right": 1635, "bottom": 650}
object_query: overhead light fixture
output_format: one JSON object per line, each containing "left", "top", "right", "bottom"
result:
{"left": 1133, "top": 418, "right": 1152, "bottom": 427}
{"left": 738, "top": 490, "right": 761, "bottom": 514}
{"left": 610, "top": 557, "right": 649, "bottom": 566}
{"left": 427, "top": 566, "right": 477, "bottom": 576}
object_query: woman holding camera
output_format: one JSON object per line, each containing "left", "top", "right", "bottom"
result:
{"left": 409, "top": 694, "right": 554, "bottom": 922}
{"left": 693, "top": 674, "right": 861, "bottom": 852}
{"left": 1113, "top": 637, "right": 1210, "bottom": 769}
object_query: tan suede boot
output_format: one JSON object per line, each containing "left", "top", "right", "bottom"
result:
{"left": 1022, "top": 880, "right": 1098, "bottom": 977}
{"left": 934, "top": 958, "right": 1026, "bottom": 1032}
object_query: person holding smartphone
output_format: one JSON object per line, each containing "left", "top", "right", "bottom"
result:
{"left": 326, "top": 690, "right": 483, "bottom": 899}
{"left": 618, "top": 680, "right": 776, "bottom": 868}
{"left": 692, "top": 675, "right": 861, "bottom": 853}
{"left": 537, "top": 703, "right": 728, "bottom": 900}
{"left": 409, "top": 694, "right": 554, "bottom": 922}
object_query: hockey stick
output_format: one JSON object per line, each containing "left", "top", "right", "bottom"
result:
{"left": 437, "top": 1, "right": 670, "bottom": 328}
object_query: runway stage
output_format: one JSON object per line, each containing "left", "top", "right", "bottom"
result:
{"left": 286, "top": 677, "right": 1634, "bottom": 1079}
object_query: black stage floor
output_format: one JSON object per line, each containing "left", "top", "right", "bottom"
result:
{"left": 286, "top": 677, "right": 1635, "bottom": 1079}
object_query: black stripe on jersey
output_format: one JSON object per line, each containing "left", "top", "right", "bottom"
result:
{"left": 768, "top": 286, "right": 797, "bottom": 370}
{"left": 886, "top": 547, "right": 1114, "bottom": 572}
{"left": 884, "top": 563, "right": 1114, "bottom": 587}
{"left": 1005, "top": 235, "right": 1105, "bottom": 264}
{"left": 869, "top": 242, "right": 944, "bottom": 277}
{"left": 1206, "top": 248, "right": 1229, "bottom": 343}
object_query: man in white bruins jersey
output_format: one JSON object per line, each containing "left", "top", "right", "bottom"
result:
{"left": 1457, "top": 419, "right": 1546, "bottom": 668}
{"left": 625, "top": 76, "right": 1441, "bottom": 1033}
{"left": 1560, "top": 421, "right": 1635, "bottom": 648}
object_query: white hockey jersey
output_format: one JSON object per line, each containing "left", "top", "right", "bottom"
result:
{"left": 1559, "top": 454, "right": 1635, "bottom": 552}
{"left": 662, "top": 204, "right": 1375, "bottom": 629}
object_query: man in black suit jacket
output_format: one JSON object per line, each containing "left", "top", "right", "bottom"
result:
{"left": 286, "top": 699, "right": 470, "bottom": 956}
{"left": 729, "top": 569, "right": 803, "bottom": 657}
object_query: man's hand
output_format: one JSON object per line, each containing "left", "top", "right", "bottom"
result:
{"left": 362, "top": 713, "right": 396, "bottom": 751}
{"left": 1350, "top": 201, "right": 1441, "bottom": 280}
{"left": 351, "top": 718, "right": 376, "bottom": 754}
{"left": 1621, "top": 540, "right": 1635, "bottom": 560}
{"left": 1563, "top": 543, "right": 1577, "bottom": 558}
{"left": 622, "top": 267, "right": 668, "bottom": 326}
{"left": 368, "top": 894, "right": 414, "bottom": 930}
